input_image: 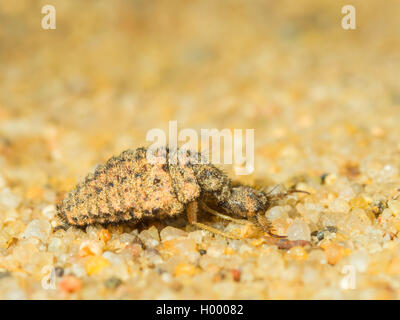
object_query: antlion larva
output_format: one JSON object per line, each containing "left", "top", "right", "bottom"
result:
{"left": 57, "top": 146, "right": 303, "bottom": 239}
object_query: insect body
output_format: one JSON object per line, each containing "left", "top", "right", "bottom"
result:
{"left": 57, "top": 147, "right": 294, "bottom": 239}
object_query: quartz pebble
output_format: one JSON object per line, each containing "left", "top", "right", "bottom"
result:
{"left": 48, "top": 237, "right": 63, "bottom": 253}
{"left": 145, "top": 249, "right": 164, "bottom": 265}
{"left": 286, "top": 219, "right": 311, "bottom": 241}
{"left": 188, "top": 230, "right": 205, "bottom": 243}
{"left": 0, "top": 188, "right": 21, "bottom": 211}
{"left": 160, "top": 226, "right": 188, "bottom": 241}
{"left": 139, "top": 226, "right": 160, "bottom": 248}
{"left": 348, "top": 250, "right": 369, "bottom": 272}
{"left": 174, "top": 262, "right": 197, "bottom": 276}
{"left": 59, "top": 276, "right": 82, "bottom": 293}
{"left": 119, "top": 233, "right": 136, "bottom": 244}
{"left": 388, "top": 200, "right": 400, "bottom": 216}
{"left": 22, "top": 219, "right": 51, "bottom": 242}
{"left": 71, "top": 263, "right": 87, "bottom": 277}
{"left": 266, "top": 206, "right": 288, "bottom": 220}
{"left": 104, "top": 277, "right": 122, "bottom": 289}
{"left": 79, "top": 240, "right": 103, "bottom": 256}
{"left": 102, "top": 251, "right": 124, "bottom": 265}
{"left": 323, "top": 243, "right": 344, "bottom": 265}
{"left": 329, "top": 199, "right": 350, "bottom": 214}
{"left": 85, "top": 256, "right": 110, "bottom": 275}
{"left": 41, "top": 204, "right": 56, "bottom": 219}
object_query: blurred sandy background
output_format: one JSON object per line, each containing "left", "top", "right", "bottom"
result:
{"left": 1, "top": 0, "right": 399, "bottom": 185}
{"left": 0, "top": 0, "right": 400, "bottom": 299}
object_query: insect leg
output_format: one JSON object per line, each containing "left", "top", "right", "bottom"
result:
{"left": 186, "top": 201, "right": 241, "bottom": 240}
{"left": 52, "top": 215, "right": 71, "bottom": 232}
{"left": 200, "top": 202, "right": 249, "bottom": 225}
{"left": 251, "top": 213, "right": 286, "bottom": 238}
{"left": 268, "top": 189, "right": 310, "bottom": 202}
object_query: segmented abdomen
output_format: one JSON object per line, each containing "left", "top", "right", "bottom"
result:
{"left": 58, "top": 148, "right": 186, "bottom": 226}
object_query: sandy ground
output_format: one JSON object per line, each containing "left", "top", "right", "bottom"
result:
{"left": 0, "top": 0, "right": 400, "bottom": 299}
